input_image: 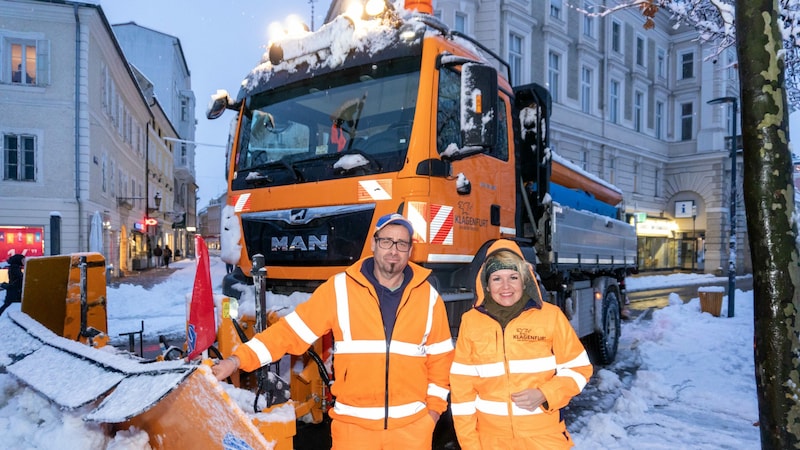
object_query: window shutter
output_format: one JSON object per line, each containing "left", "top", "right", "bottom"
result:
{"left": 36, "top": 39, "right": 50, "bottom": 86}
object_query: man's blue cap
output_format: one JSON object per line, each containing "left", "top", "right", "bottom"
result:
{"left": 374, "top": 213, "right": 414, "bottom": 238}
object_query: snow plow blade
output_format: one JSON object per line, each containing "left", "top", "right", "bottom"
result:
{"left": 2, "top": 311, "right": 274, "bottom": 449}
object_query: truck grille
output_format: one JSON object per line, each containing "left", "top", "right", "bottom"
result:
{"left": 240, "top": 204, "right": 375, "bottom": 266}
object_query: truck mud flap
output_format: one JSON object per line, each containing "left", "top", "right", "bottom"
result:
{"left": 2, "top": 311, "right": 271, "bottom": 449}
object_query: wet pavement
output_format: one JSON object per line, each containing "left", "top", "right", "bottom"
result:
{"left": 108, "top": 265, "right": 181, "bottom": 290}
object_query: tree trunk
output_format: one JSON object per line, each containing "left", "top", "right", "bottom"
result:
{"left": 737, "top": 1, "right": 800, "bottom": 447}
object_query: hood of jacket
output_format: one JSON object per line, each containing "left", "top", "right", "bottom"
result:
{"left": 7, "top": 254, "right": 24, "bottom": 267}
{"left": 474, "top": 239, "right": 542, "bottom": 309}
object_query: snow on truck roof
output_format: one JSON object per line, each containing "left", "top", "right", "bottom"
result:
{"left": 239, "top": 4, "right": 485, "bottom": 98}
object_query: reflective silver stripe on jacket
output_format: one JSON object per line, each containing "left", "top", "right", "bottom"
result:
{"left": 451, "top": 395, "right": 544, "bottom": 417}
{"left": 245, "top": 337, "right": 273, "bottom": 365}
{"left": 333, "top": 400, "right": 427, "bottom": 420}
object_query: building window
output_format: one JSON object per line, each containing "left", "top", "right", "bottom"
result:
{"left": 9, "top": 42, "right": 35, "bottom": 84}
{"left": 636, "top": 36, "right": 645, "bottom": 66}
{"left": 110, "top": 160, "right": 115, "bottom": 197}
{"left": 681, "top": 102, "right": 694, "bottom": 141}
{"left": 633, "top": 161, "right": 639, "bottom": 193}
{"left": 680, "top": 51, "right": 694, "bottom": 79}
{"left": 581, "top": 150, "right": 589, "bottom": 171}
{"left": 581, "top": 66, "right": 592, "bottom": 113}
{"left": 727, "top": 49, "right": 736, "bottom": 80}
{"left": 181, "top": 143, "right": 188, "bottom": 166}
{"left": 609, "top": 80, "right": 620, "bottom": 123}
{"left": 654, "top": 168, "right": 661, "bottom": 197}
{"left": 550, "top": 0, "right": 562, "bottom": 19}
{"left": 657, "top": 48, "right": 666, "bottom": 78}
{"left": 655, "top": 101, "right": 664, "bottom": 139}
{"left": 634, "top": 91, "right": 643, "bottom": 132}
{"left": 102, "top": 154, "right": 107, "bottom": 193}
{"left": 583, "top": 1, "right": 595, "bottom": 38}
{"left": 611, "top": 21, "right": 621, "bottom": 53}
{"left": 548, "top": 51, "right": 560, "bottom": 102}
{"left": 3, "top": 134, "right": 36, "bottom": 181}
{"left": 508, "top": 32, "right": 523, "bottom": 85}
{"left": 455, "top": 12, "right": 467, "bottom": 33}
{"left": 608, "top": 157, "right": 616, "bottom": 185}
{"left": 5, "top": 37, "right": 49, "bottom": 86}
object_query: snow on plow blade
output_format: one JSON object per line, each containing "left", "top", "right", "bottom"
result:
{"left": 2, "top": 311, "right": 272, "bottom": 449}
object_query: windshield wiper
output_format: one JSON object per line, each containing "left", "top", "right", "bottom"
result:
{"left": 245, "top": 159, "right": 304, "bottom": 183}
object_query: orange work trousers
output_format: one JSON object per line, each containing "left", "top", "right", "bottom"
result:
{"left": 477, "top": 429, "right": 574, "bottom": 450}
{"left": 330, "top": 413, "right": 437, "bottom": 450}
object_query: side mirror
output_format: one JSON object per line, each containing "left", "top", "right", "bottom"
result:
{"left": 461, "top": 63, "right": 498, "bottom": 149}
{"left": 206, "top": 89, "right": 236, "bottom": 120}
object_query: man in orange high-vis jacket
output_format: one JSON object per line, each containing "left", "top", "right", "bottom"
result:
{"left": 449, "top": 239, "right": 593, "bottom": 449}
{"left": 213, "top": 213, "right": 454, "bottom": 450}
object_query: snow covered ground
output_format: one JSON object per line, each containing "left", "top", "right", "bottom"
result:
{"left": 0, "top": 256, "right": 760, "bottom": 449}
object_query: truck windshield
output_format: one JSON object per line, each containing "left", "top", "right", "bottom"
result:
{"left": 233, "top": 56, "right": 421, "bottom": 188}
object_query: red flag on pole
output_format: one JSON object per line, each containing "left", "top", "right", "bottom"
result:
{"left": 186, "top": 235, "right": 216, "bottom": 360}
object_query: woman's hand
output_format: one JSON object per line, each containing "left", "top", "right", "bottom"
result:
{"left": 510, "top": 388, "right": 546, "bottom": 411}
{"left": 211, "top": 355, "right": 240, "bottom": 380}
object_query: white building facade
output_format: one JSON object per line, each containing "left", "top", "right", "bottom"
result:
{"left": 427, "top": 0, "right": 748, "bottom": 273}
{"left": 0, "top": 0, "right": 181, "bottom": 274}
{"left": 112, "top": 22, "right": 197, "bottom": 260}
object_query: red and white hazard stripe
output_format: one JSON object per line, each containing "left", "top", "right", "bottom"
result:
{"left": 429, "top": 204, "right": 453, "bottom": 245}
{"left": 233, "top": 193, "right": 251, "bottom": 212}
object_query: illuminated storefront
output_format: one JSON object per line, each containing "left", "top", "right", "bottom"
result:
{"left": 0, "top": 226, "right": 45, "bottom": 264}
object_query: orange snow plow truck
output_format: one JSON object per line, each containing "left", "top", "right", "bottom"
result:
{"left": 210, "top": 0, "right": 635, "bottom": 365}
{"left": 1, "top": 1, "right": 636, "bottom": 448}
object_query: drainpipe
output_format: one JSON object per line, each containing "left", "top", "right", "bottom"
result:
{"left": 74, "top": 5, "right": 83, "bottom": 251}
{"left": 145, "top": 121, "right": 150, "bottom": 268}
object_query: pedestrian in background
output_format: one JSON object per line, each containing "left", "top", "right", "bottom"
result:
{"left": 163, "top": 245, "right": 172, "bottom": 269}
{"left": 0, "top": 254, "right": 25, "bottom": 316}
{"left": 153, "top": 244, "right": 163, "bottom": 268}
{"left": 213, "top": 213, "right": 454, "bottom": 449}
{"left": 450, "top": 239, "right": 593, "bottom": 450}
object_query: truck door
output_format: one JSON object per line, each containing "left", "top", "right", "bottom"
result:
{"left": 425, "top": 63, "right": 515, "bottom": 262}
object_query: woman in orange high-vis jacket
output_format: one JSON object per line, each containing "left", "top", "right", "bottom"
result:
{"left": 450, "top": 239, "right": 593, "bottom": 450}
{"left": 213, "top": 214, "right": 454, "bottom": 449}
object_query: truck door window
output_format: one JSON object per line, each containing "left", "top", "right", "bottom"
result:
{"left": 437, "top": 67, "right": 508, "bottom": 162}
{"left": 437, "top": 68, "right": 462, "bottom": 154}
{"left": 495, "top": 98, "right": 509, "bottom": 161}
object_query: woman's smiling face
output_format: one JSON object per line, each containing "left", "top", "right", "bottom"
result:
{"left": 487, "top": 268, "right": 524, "bottom": 307}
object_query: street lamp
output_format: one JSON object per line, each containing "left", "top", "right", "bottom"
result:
{"left": 707, "top": 96, "right": 738, "bottom": 318}
{"left": 151, "top": 191, "right": 162, "bottom": 212}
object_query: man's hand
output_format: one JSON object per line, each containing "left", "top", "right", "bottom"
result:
{"left": 428, "top": 409, "right": 441, "bottom": 423}
{"left": 510, "top": 388, "right": 546, "bottom": 411}
{"left": 211, "top": 355, "right": 240, "bottom": 381}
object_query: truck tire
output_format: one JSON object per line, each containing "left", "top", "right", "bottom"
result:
{"left": 589, "top": 288, "right": 621, "bottom": 365}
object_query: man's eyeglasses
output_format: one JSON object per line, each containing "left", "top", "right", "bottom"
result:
{"left": 374, "top": 237, "right": 411, "bottom": 252}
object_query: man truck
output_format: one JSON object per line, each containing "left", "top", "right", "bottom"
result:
{"left": 208, "top": 0, "right": 636, "bottom": 367}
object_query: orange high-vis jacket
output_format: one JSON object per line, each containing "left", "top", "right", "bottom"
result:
{"left": 233, "top": 256, "right": 455, "bottom": 430}
{"left": 449, "top": 240, "right": 593, "bottom": 449}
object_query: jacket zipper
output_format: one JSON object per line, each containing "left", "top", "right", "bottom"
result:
{"left": 384, "top": 324, "right": 390, "bottom": 429}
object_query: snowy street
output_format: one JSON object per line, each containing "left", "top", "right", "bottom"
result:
{"left": 0, "top": 256, "right": 760, "bottom": 449}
